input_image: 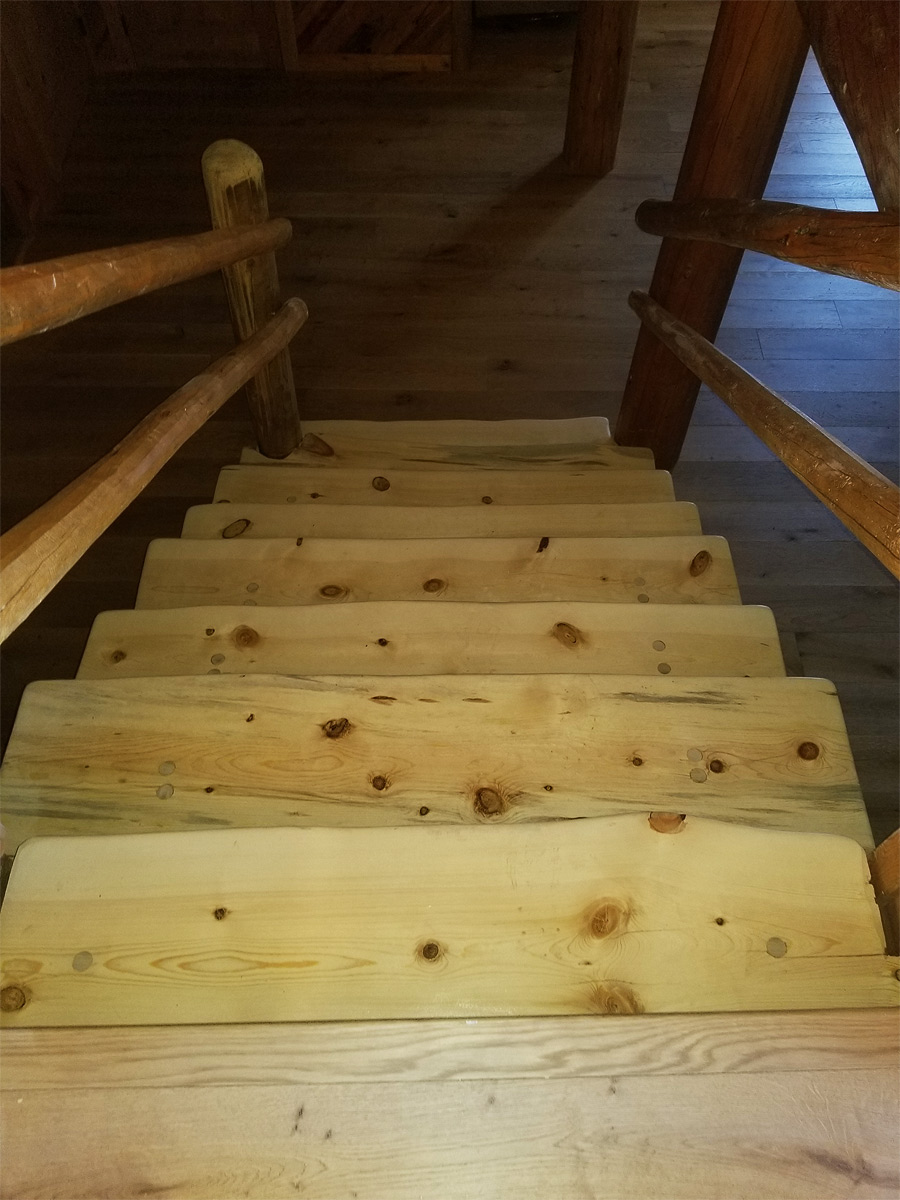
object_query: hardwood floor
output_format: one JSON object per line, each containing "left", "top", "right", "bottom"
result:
{"left": 1, "top": 2, "right": 896, "bottom": 839}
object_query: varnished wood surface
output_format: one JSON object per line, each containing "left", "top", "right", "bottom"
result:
{"left": 0, "top": 4, "right": 896, "bottom": 841}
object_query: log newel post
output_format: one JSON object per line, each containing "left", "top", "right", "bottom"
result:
{"left": 202, "top": 139, "right": 301, "bottom": 459}
{"left": 614, "top": 1, "right": 808, "bottom": 468}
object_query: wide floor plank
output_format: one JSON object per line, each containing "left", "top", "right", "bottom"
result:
{"left": 0, "top": 674, "right": 871, "bottom": 851}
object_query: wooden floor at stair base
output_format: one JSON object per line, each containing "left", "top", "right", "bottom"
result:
{"left": 137, "top": 534, "right": 741, "bottom": 608}
{"left": 181, "top": 501, "right": 703, "bottom": 540}
{"left": 1, "top": 815, "right": 895, "bottom": 1029}
{"left": 78, "top": 602, "right": 786, "bottom": 680}
{"left": 0, "top": 674, "right": 871, "bottom": 852}
{"left": 214, "top": 464, "right": 675, "bottom": 507}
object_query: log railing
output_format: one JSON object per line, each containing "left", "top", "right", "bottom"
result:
{"left": 0, "top": 139, "right": 306, "bottom": 644}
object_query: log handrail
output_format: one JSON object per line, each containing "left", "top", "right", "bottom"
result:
{"left": 629, "top": 290, "right": 900, "bottom": 579}
{"left": 0, "top": 299, "right": 308, "bottom": 644}
{"left": 0, "top": 219, "right": 293, "bottom": 346}
{"left": 635, "top": 200, "right": 900, "bottom": 291}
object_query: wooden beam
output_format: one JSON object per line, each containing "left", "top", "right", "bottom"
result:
{"left": 797, "top": 0, "right": 899, "bottom": 211}
{"left": 0, "top": 815, "right": 892, "bottom": 1027}
{"left": 0, "top": 220, "right": 292, "bottom": 345}
{"left": 563, "top": 0, "right": 639, "bottom": 177}
{"left": 628, "top": 290, "right": 900, "bottom": 578}
{"left": 871, "top": 830, "right": 899, "bottom": 955}
{"left": 202, "top": 139, "right": 302, "bottom": 459}
{"left": 636, "top": 200, "right": 900, "bottom": 291}
{"left": 0, "top": 300, "right": 307, "bottom": 643}
{"left": 614, "top": 0, "right": 808, "bottom": 468}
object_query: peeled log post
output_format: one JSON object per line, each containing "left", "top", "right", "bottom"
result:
{"left": 636, "top": 200, "right": 900, "bottom": 291}
{"left": 615, "top": 1, "right": 808, "bottom": 468}
{"left": 202, "top": 139, "right": 301, "bottom": 459}
{"left": 0, "top": 220, "right": 292, "bottom": 346}
{"left": 628, "top": 290, "right": 900, "bottom": 580}
{"left": 797, "top": 1, "right": 899, "bottom": 211}
{"left": 563, "top": 0, "right": 639, "bottom": 177}
{"left": 0, "top": 299, "right": 308, "bottom": 644}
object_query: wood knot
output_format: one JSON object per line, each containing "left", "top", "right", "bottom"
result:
{"left": 422, "top": 578, "right": 446, "bottom": 593}
{"left": 222, "top": 518, "right": 252, "bottom": 538}
{"left": 648, "top": 812, "right": 686, "bottom": 833}
{"left": 708, "top": 758, "right": 726, "bottom": 773}
{"left": 689, "top": 550, "right": 712, "bottom": 576}
{"left": 552, "top": 621, "right": 583, "bottom": 648}
{"left": 797, "top": 741, "right": 820, "bottom": 760}
{"left": 0, "top": 986, "right": 27, "bottom": 1012}
{"left": 371, "top": 774, "right": 389, "bottom": 791}
{"left": 586, "top": 981, "right": 644, "bottom": 1015}
{"left": 372, "top": 476, "right": 390, "bottom": 491}
{"left": 300, "top": 432, "right": 335, "bottom": 457}
{"left": 537, "top": 536, "right": 550, "bottom": 553}
{"left": 322, "top": 718, "right": 352, "bottom": 739}
{"left": 481, "top": 496, "right": 493, "bottom": 504}
{"left": 586, "top": 899, "right": 630, "bottom": 940}
{"left": 319, "top": 584, "right": 346, "bottom": 599}
{"left": 232, "top": 625, "right": 259, "bottom": 649}
{"left": 110, "top": 649, "right": 127, "bottom": 664}
{"left": 213, "top": 907, "right": 229, "bottom": 921}
{"left": 418, "top": 940, "right": 443, "bottom": 962}
{"left": 473, "top": 786, "right": 508, "bottom": 819}
{"left": 419, "top": 806, "right": 430, "bottom": 816}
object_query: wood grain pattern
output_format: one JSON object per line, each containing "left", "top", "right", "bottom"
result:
{"left": 2, "top": 1069, "right": 897, "bottom": 1199}
{"left": 78, "top": 601, "right": 784, "bottom": 680}
{"left": 215, "top": 464, "right": 675, "bottom": 506}
{"left": 180, "top": 501, "right": 704, "bottom": 540}
{"left": 136, "top": 534, "right": 742, "bottom": 608}
{"left": 0, "top": 673, "right": 870, "bottom": 852}
{"left": 0, "top": 815, "right": 893, "bottom": 1028}
{"left": 871, "top": 829, "right": 899, "bottom": 955}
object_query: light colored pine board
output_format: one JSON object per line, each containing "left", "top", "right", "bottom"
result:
{"left": 4, "top": 1009, "right": 896, "bottom": 1090}
{"left": 136, "top": 535, "right": 742, "bottom": 609}
{"left": 180, "top": 501, "right": 703, "bottom": 540}
{"left": 78, "top": 602, "right": 785, "bottom": 681}
{"left": 213, "top": 464, "right": 675, "bottom": 506}
{"left": 0, "top": 674, "right": 871, "bottom": 853}
{"left": 3, "top": 1070, "right": 897, "bottom": 1200}
{"left": 0, "top": 815, "right": 893, "bottom": 1029}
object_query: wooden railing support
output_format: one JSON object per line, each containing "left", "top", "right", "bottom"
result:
{"left": 636, "top": 200, "right": 900, "bottom": 291}
{"left": 629, "top": 290, "right": 900, "bottom": 579}
{"left": 202, "top": 139, "right": 302, "bottom": 459}
{"left": 0, "top": 220, "right": 292, "bottom": 346}
{"left": 614, "top": 1, "right": 808, "bottom": 469}
{"left": 797, "top": 1, "right": 899, "bottom": 211}
{"left": 0, "top": 300, "right": 308, "bottom": 644}
{"left": 563, "top": 0, "right": 639, "bottom": 178}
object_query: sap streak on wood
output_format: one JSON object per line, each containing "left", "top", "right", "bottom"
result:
{"left": 136, "top": 535, "right": 742, "bottom": 609}
{"left": 0, "top": 220, "right": 291, "bottom": 345}
{"left": 214, "top": 465, "right": 673, "bottom": 506}
{"left": 636, "top": 200, "right": 899, "bottom": 291}
{"left": 871, "top": 830, "right": 899, "bottom": 955}
{"left": 181, "top": 501, "right": 703, "bottom": 540}
{"left": 615, "top": 0, "right": 808, "bottom": 468}
{"left": 797, "top": 0, "right": 899, "bottom": 210}
{"left": 563, "top": 1, "right": 639, "bottom": 177}
{"left": 0, "top": 815, "right": 893, "bottom": 1028}
{"left": 202, "top": 139, "right": 301, "bottom": 458}
{"left": 5, "top": 1009, "right": 896, "bottom": 1090}
{"left": 79, "top": 601, "right": 784, "bottom": 680}
{"left": 0, "top": 301, "right": 307, "bottom": 644}
{"left": 629, "top": 290, "right": 900, "bottom": 578}
{"left": 2, "top": 1070, "right": 897, "bottom": 1200}
{"left": 0, "top": 674, "right": 870, "bottom": 852}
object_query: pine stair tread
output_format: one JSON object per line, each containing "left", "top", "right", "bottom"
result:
{"left": 213, "top": 464, "right": 676, "bottom": 506}
{"left": 1, "top": 814, "right": 894, "bottom": 1029}
{"left": 181, "top": 501, "right": 703, "bottom": 540}
{"left": 79, "top": 601, "right": 785, "bottom": 680}
{"left": 137, "top": 535, "right": 741, "bottom": 608}
{"left": 0, "top": 674, "right": 871, "bottom": 853}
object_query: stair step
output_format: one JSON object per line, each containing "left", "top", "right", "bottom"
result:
{"left": 79, "top": 602, "right": 785, "bottom": 681}
{"left": 239, "top": 417, "right": 656, "bottom": 472}
{"left": 137, "top": 535, "right": 740, "bottom": 609}
{"left": 181, "top": 501, "right": 703, "bottom": 540}
{"left": 1, "top": 815, "right": 893, "bottom": 1029}
{"left": 0, "top": 674, "right": 870, "bottom": 854}
{"left": 213, "top": 465, "right": 675, "bottom": 506}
